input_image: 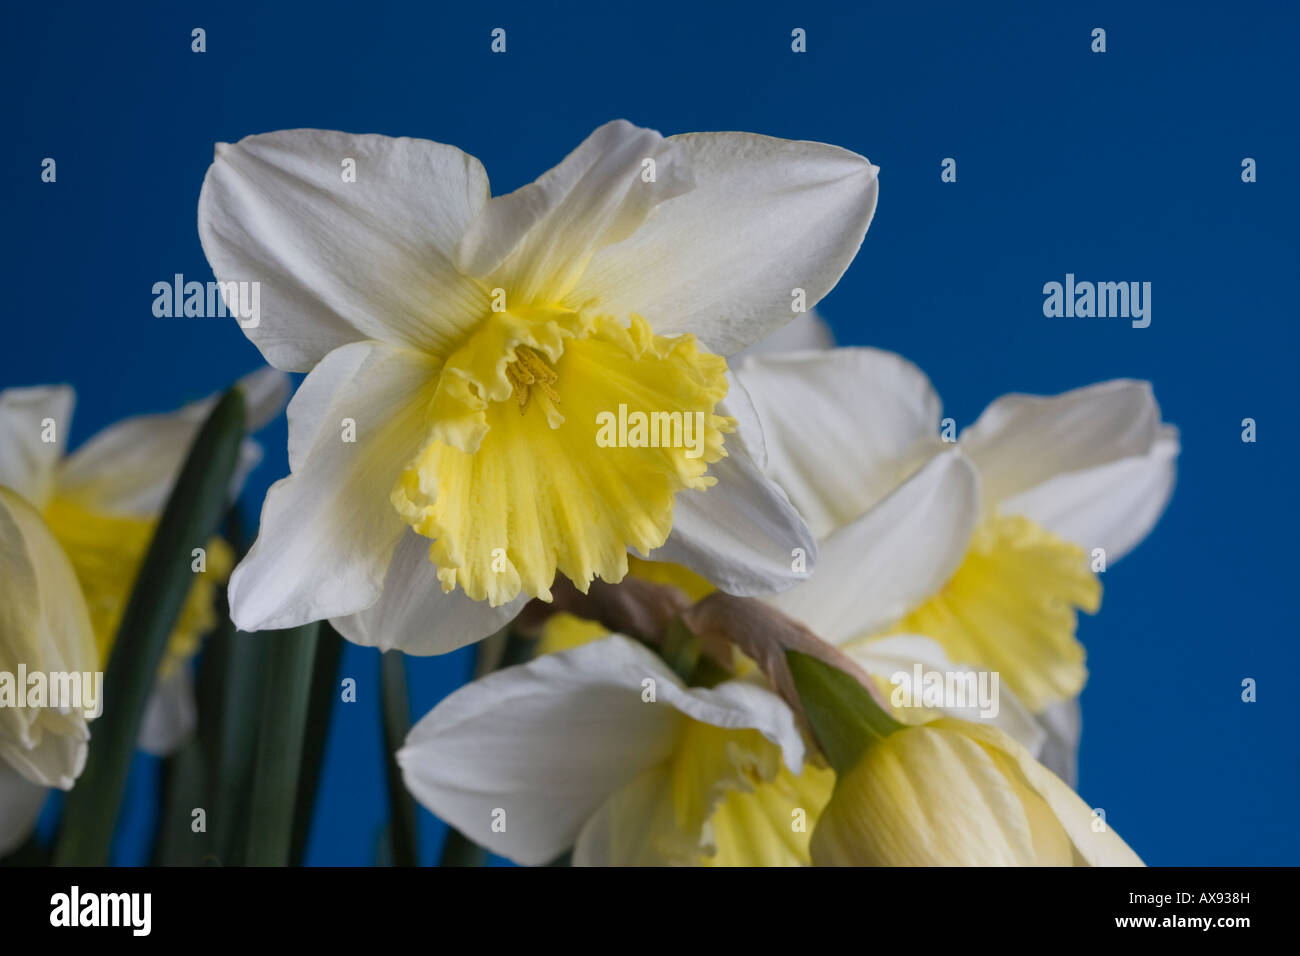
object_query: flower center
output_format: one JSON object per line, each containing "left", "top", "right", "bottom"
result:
{"left": 504, "top": 346, "right": 562, "bottom": 421}
{"left": 393, "top": 311, "right": 734, "bottom": 606}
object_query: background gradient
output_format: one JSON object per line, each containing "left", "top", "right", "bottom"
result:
{"left": 3, "top": 0, "right": 1297, "bottom": 865}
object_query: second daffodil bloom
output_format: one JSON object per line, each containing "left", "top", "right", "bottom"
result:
{"left": 198, "top": 120, "right": 878, "bottom": 653}
{"left": 736, "top": 348, "right": 1179, "bottom": 728}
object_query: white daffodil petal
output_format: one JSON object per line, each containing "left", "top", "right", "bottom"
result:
{"left": 56, "top": 368, "right": 289, "bottom": 518}
{"left": 845, "top": 634, "right": 1047, "bottom": 756}
{"left": 456, "top": 120, "right": 694, "bottom": 304}
{"left": 737, "top": 348, "right": 944, "bottom": 538}
{"left": 0, "top": 386, "right": 74, "bottom": 508}
{"left": 767, "top": 451, "right": 980, "bottom": 643}
{"left": 0, "top": 763, "right": 47, "bottom": 856}
{"left": 732, "top": 309, "right": 835, "bottom": 362}
{"left": 576, "top": 132, "right": 878, "bottom": 355}
{"left": 1034, "top": 697, "right": 1083, "bottom": 789}
{"left": 0, "top": 487, "right": 95, "bottom": 790}
{"left": 137, "top": 667, "right": 197, "bottom": 758}
{"left": 398, "top": 636, "right": 686, "bottom": 866}
{"left": 999, "top": 426, "right": 1180, "bottom": 565}
{"left": 198, "top": 129, "right": 491, "bottom": 371}
{"left": 959, "top": 380, "right": 1163, "bottom": 510}
{"left": 228, "top": 342, "right": 438, "bottom": 632}
{"left": 330, "top": 530, "right": 527, "bottom": 655}
{"left": 649, "top": 383, "right": 818, "bottom": 596}
{"left": 59, "top": 416, "right": 234, "bottom": 517}
{"left": 573, "top": 764, "right": 684, "bottom": 866}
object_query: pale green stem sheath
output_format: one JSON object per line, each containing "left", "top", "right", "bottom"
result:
{"left": 785, "top": 650, "right": 904, "bottom": 776}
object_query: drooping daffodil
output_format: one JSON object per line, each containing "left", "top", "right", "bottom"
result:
{"left": 400, "top": 633, "right": 827, "bottom": 866}
{"left": 198, "top": 120, "right": 879, "bottom": 653}
{"left": 0, "top": 369, "right": 287, "bottom": 851}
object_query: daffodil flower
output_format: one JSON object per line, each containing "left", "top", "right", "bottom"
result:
{"left": 198, "top": 120, "right": 879, "bottom": 653}
{"left": 0, "top": 370, "right": 286, "bottom": 849}
{"left": 735, "top": 347, "right": 1178, "bottom": 777}
{"left": 399, "top": 634, "right": 825, "bottom": 866}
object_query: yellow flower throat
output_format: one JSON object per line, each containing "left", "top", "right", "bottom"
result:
{"left": 392, "top": 308, "right": 734, "bottom": 607}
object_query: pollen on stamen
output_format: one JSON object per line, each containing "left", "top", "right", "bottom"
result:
{"left": 505, "top": 346, "right": 564, "bottom": 425}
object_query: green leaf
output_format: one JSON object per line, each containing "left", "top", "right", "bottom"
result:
{"left": 380, "top": 650, "right": 419, "bottom": 867}
{"left": 785, "top": 650, "right": 904, "bottom": 776}
{"left": 239, "top": 621, "right": 320, "bottom": 866}
{"left": 289, "top": 622, "right": 344, "bottom": 866}
{"left": 197, "top": 614, "right": 269, "bottom": 865}
{"left": 54, "top": 387, "right": 246, "bottom": 866}
{"left": 151, "top": 735, "right": 208, "bottom": 866}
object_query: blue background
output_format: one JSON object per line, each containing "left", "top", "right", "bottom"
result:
{"left": 4, "top": 1, "right": 1296, "bottom": 866}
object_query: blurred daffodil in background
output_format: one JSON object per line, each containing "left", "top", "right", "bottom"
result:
{"left": 0, "top": 369, "right": 286, "bottom": 852}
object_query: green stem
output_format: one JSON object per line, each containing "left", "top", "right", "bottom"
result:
{"left": 151, "top": 735, "right": 208, "bottom": 865}
{"left": 785, "top": 650, "right": 904, "bottom": 776}
{"left": 240, "top": 622, "right": 320, "bottom": 866}
{"left": 198, "top": 615, "right": 268, "bottom": 864}
{"left": 289, "top": 622, "right": 344, "bottom": 866}
{"left": 380, "top": 650, "right": 419, "bottom": 867}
